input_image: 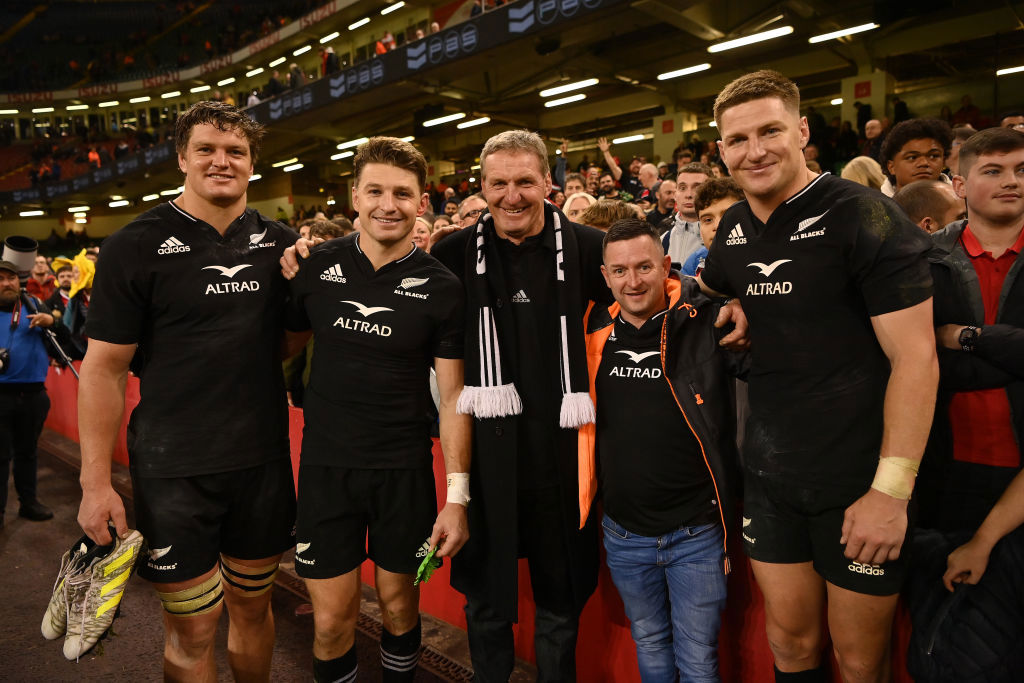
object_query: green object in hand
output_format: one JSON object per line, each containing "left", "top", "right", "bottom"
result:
{"left": 414, "top": 540, "right": 443, "bottom": 586}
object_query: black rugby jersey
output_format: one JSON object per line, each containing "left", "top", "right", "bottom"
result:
{"left": 701, "top": 173, "right": 932, "bottom": 488}
{"left": 596, "top": 313, "right": 715, "bottom": 537}
{"left": 86, "top": 201, "right": 299, "bottom": 477}
{"left": 290, "top": 233, "right": 465, "bottom": 469}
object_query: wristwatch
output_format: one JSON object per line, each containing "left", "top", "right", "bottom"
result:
{"left": 958, "top": 325, "right": 980, "bottom": 352}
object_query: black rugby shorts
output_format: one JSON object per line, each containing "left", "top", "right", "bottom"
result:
{"left": 295, "top": 464, "right": 437, "bottom": 579}
{"left": 132, "top": 458, "right": 296, "bottom": 583}
{"left": 742, "top": 473, "right": 910, "bottom": 596}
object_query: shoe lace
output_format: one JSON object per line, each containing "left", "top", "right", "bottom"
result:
{"left": 66, "top": 566, "right": 94, "bottom": 662}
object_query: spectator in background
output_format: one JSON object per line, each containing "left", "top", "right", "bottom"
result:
{"left": 893, "top": 180, "right": 967, "bottom": 234}
{"left": 433, "top": 214, "right": 453, "bottom": 231}
{"left": 646, "top": 179, "right": 676, "bottom": 229}
{"left": 288, "top": 63, "right": 305, "bottom": 89}
{"left": 578, "top": 199, "right": 640, "bottom": 231}
{"left": 681, "top": 177, "right": 744, "bottom": 277}
{"left": 307, "top": 219, "right": 348, "bottom": 241}
{"left": 952, "top": 95, "right": 982, "bottom": 129}
{"left": 412, "top": 216, "right": 433, "bottom": 251}
{"left": 443, "top": 198, "right": 460, "bottom": 218}
{"left": 841, "top": 155, "right": 886, "bottom": 191}
{"left": 880, "top": 118, "right": 953, "bottom": 196}
{"left": 564, "top": 192, "right": 597, "bottom": 223}
{"left": 599, "top": 137, "right": 644, "bottom": 199}
{"left": 61, "top": 249, "right": 94, "bottom": 360}
{"left": 45, "top": 262, "right": 74, "bottom": 319}
{"left": 906, "top": 126, "right": 1024, "bottom": 682}
{"left": 246, "top": 89, "right": 260, "bottom": 107}
{"left": 999, "top": 111, "right": 1024, "bottom": 130}
{"left": 948, "top": 126, "right": 976, "bottom": 177}
{"left": 0, "top": 261, "right": 57, "bottom": 525}
{"left": 458, "top": 194, "right": 487, "bottom": 228}
{"left": 861, "top": 119, "right": 884, "bottom": 163}
{"left": 25, "top": 255, "right": 56, "bottom": 301}
{"left": 564, "top": 172, "right": 586, "bottom": 197}
{"left": 662, "top": 162, "right": 711, "bottom": 267}
{"left": 266, "top": 70, "right": 285, "bottom": 98}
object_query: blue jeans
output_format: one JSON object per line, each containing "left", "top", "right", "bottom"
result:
{"left": 602, "top": 514, "right": 727, "bottom": 683}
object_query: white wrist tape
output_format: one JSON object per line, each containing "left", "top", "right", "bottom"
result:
{"left": 446, "top": 472, "right": 471, "bottom": 506}
{"left": 870, "top": 457, "right": 920, "bottom": 500}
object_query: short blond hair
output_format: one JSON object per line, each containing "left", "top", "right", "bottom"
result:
{"left": 713, "top": 70, "right": 800, "bottom": 127}
{"left": 480, "top": 130, "right": 549, "bottom": 180}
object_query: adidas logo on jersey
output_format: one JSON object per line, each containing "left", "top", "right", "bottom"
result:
{"left": 511, "top": 289, "right": 530, "bottom": 303}
{"left": 725, "top": 224, "right": 747, "bottom": 246}
{"left": 158, "top": 236, "right": 191, "bottom": 254}
{"left": 320, "top": 264, "right": 347, "bottom": 283}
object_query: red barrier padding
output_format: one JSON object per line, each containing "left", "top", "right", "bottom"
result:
{"left": 46, "top": 365, "right": 914, "bottom": 681}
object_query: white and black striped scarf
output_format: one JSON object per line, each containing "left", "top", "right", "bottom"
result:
{"left": 456, "top": 202, "right": 594, "bottom": 428}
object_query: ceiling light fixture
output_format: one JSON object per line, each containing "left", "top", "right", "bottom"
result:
{"left": 129, "top": 96, "right": 151, "bottom": 103}
{"left": 423, "top": 112, "right": 466, "bottom": 127}
{"left": 381, "top": 1, "right": 404, "bottom": 14}
{"left": 457, "top": 116, "right": 490, "bottom": 129}
{"left": 189, "top": 85, "right": 210, "bottom": 93}
{"left": 109, "top": 200, "right": 130, "bottom": 208}
{"left": 708, "top": 25, "right": 794, "bottom": 53}
{"left": 217, "top": 77, "right": 235, "bottom": 86}
{"left": 539, "top": 78, "right": 598, "bottom": 98}
{"left": 269, "top": 57, "right": 286, "bottom": 68}
{"left": 67, "top": 104, "right": 90, "bottom": 111}
{"left": 67, "top": 206, "right": 89, "bottom": 212}
{"left": 161, "top": 91, "right": 181, "bottom": 99}
{"left": 808, "top": 23, "right": 878, "bottom": 43}
{"left": 293, "top": 45, "right": 311, "bottom": 56}
{"left": 283, "top": 163, "right": 304, "bottom": 172}
{"left": 272, "top": 157, "right": 299, "bottom": 167}
{"left": 997, "top": 65, "right": 1024, "bottom": 76}
{"left": 331, "top": 151, "right": 354, "bottom": 160}
{"left": 246, "top": 68, "right": 264, "bottom": 77}
{"left": 20, "top": 210, "right": 44, "bottom": 217}
{"left": 336, "top": 137, "right": 369, "bottom": 149}
{"left": 657, "top": 63, "right": 711, "bottom": 81}
{"left": 543, "top": 94, "right": 586, "bottom": 108}
{"left": 320, "top": 32, "right": 340, "bottom": 44}
{"left": 348, "top": 17, "right": 370, "bottom": 30}
{"left": 98, "top": 100, "right": 119, "bottom": 107}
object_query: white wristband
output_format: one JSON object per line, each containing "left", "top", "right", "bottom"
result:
{"left": 446, "top": 472, "right": 471, "bottom": 506}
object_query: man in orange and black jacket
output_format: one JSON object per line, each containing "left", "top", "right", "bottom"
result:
{"left": 577, "top": 218, "right": 746, "bottom": 682}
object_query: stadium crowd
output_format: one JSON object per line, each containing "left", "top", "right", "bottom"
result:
{"left": 5, "top": 63, "right": 1023, "bottom": 683}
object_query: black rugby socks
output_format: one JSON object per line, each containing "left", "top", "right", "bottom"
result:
{"left": 312, "top": 645, "right": 357, "bottom": 683}
{"left": 381, "top": 618, "right": 422, "bottom": 682}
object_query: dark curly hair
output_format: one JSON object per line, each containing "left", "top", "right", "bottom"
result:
{"left": 879, "top": 118, "right": 953, "bottom": 180}
{"left": 174, "top": 100, "right": 266, "bottom": 161}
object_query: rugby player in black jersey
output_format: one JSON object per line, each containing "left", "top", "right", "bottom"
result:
{"left": 77, "top": 101, "right": 303, "bottom": 681}
{"left": 696, "top": 71, "right": 939, "bottom": 682}
{"left": 287, "top": 137, "right": 471, "bottom": 683}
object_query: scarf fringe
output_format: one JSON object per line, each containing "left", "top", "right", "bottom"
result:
{"left": 559, "top": 391, "right": 595, "bottom": 429}
{"left": 457, "top": 384, "right": 523, "bottom": 419}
